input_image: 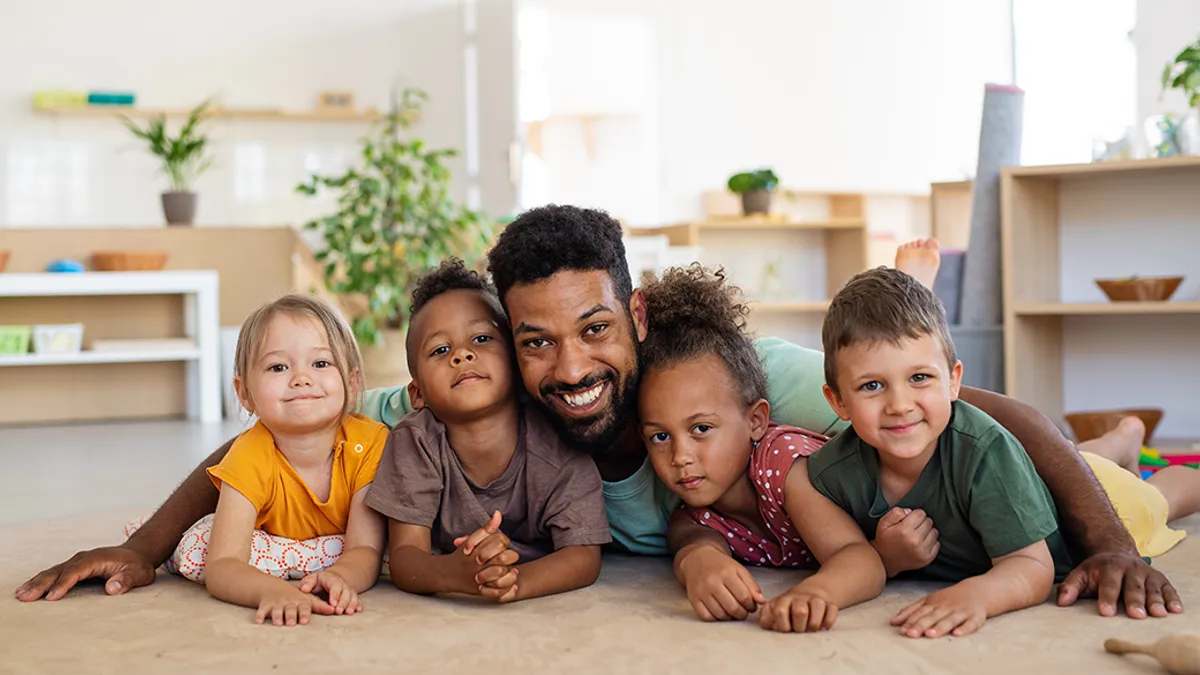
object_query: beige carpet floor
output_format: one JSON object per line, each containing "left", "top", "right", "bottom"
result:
{"left": 1, "top": 509, "right": 1197, "bottom": 675}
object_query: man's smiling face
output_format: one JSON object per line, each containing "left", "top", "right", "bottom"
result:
{"left": 503, "top": 269, "right": 647, "bottom": 456}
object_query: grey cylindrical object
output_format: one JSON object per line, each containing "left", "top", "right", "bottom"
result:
{"left": 959, "top": 84, "right": 1024, "bottom": 327}
{"left": 162, "top": 191, "right": 197, "bottom": 226}
{"left": 933, "top": 249, "right": 966, "bottom": 325}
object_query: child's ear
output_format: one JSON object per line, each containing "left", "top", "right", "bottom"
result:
{"left": 747, "top": 398, "right": 771, "bottom": 443}
{"left": 629, "top": 288, "right": 649, "bottom": 343}
{"left": 407, "top": 380, "right": 425, "bottom": 411}
{"left": 234, "top": 375, "right": 255, "bottom": 414}
{"left": 823, "top": 384, "right": 851, "bottom": 421}
{"left": 948, "top": 360, "right": 964, "bottom": 402}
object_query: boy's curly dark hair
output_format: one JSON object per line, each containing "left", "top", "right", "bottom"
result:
{"left": 486, "top": 204, "right": 633, "bottom": 309}
{"left": 406, "top": 258, "right": 506, "bottom": 371}
{"left": 640, "top": 263, "right": 767, "bottom": 406}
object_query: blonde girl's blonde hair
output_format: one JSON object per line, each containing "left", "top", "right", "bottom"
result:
{"left": 234, "top": 294, "right": 364, "bottom": 420}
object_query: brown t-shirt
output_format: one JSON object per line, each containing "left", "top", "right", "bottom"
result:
{"left": 365, "top": 406, "right": 611, "bottom": 561}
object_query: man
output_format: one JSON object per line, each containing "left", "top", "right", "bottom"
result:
{"left": 15, "top": 205, "right": 1182, "bottom": 620}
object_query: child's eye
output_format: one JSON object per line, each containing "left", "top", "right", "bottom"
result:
{"left": 692, "top": 424, "right": 712, "bottom": 434}
{"left": 911, "top": 373, "right": 931, "bottom": 383}
{"left": 430, "top": 345, "right": 450, "bottom": 357}
{"left": 313, "top": 360, "right": 332, "bottom": 368}
{"left": 859, "top": 381, "right": 882, "bottom": 392}
{"left": 648, "top": 432, "right": 669, "bottom": 444}
{"left": 268, "top": 363, "right": 287, "bottom": 373}
{"left": 473, "top": 334, "right": 493, "bottom": 344}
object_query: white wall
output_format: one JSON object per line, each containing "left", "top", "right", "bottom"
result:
{"left": 519, "top": 0, "right": 1014, "bottom": 225}
{"left": 1135, "top": 0, "right": 1200, "bottom": 124}
{"left": 0, "top": 0, "right": 479, "bottom": 228}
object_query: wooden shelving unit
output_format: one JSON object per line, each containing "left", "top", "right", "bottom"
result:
{"left": 930, "top": 180, "right": 973, "bottom": 250}
{"left": 1001, "top": 157, "right": 1200, "bottom": 441}
{"left": 31, "top": 103, "right": 413, "bottom": 124}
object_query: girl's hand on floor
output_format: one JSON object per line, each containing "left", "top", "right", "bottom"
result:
{"left": 680, "top": 547, "right": 766, "bottom": 621}
{"left": 299, "top": 570, "right": 362, "bottom": 616}
{"left": 759, "top": 589, "right": 838, "bottom": 633}
{"left": 891, "top": 584, "right": 987, "bottom": 638}
{"left": 255, "top": 587, "right": 336, "bottom": 627}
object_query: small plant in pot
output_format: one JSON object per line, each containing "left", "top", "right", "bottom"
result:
{"left": 727, "top": 168, "right": 780, "bottom": 216}
{"left": 121, "top": 99, "right": 215, "bottom": 226}
{"left": 297, "top": 87, "right": 494, "bottom": 388}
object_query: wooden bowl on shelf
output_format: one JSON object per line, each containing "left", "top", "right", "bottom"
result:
{"left": 1064, "top": 408, "right": 1164, "bottom": 445}
{"left": 0, "top": 250, "right": 9, "bottom": 272}
{"left": 91, "top": 251, "right": 169, "bottom": 272}
{"left": 1095, "top": 275, "right": 1183, "bottom": 302}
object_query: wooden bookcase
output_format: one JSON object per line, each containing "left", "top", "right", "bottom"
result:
{"left": 1001, "top": 156, "right": 1200, "bottom": 447}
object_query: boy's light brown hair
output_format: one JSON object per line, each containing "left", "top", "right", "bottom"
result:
{"left": 822, "top": 266, "right": 956, "bottom": 393}
{"left": 234, "top": 294, "right": 364, "bottom": 419}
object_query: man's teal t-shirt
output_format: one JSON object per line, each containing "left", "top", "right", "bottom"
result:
{"left": 357, "top": 336, "right": 842, "bottom": 556}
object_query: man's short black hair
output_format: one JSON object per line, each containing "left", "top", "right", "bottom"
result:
{"left": 406, "top": 258, "right": 505, "bottom": 372}
{"left": 486, "top": 204, "right": 632, "bottom": 307}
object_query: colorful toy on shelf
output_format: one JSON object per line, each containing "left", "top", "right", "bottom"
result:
{"left": 86, "top": 91, "right": 136, "bottom": 106}
{"left": 45, "top": 259, "right": 85, "bottom": 273}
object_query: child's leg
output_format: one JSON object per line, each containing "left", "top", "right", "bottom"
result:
{"left": 1146, "top": 466, "right": 1200, "bottom": 522}
{"left": 1074, "top": 416, "right": 1144, "bottom": 475}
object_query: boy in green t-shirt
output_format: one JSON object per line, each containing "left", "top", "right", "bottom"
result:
{"left": 807, "top": 267, "right": 1085, "bottom": 640}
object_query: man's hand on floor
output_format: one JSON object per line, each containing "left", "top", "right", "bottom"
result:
{"left": 1056, "top": 552, "right": 1183, "bottom": 618}
{"left": 13, "top": 546, "right": 157, "bottom": 601}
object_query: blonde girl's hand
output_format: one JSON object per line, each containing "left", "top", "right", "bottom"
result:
{"left": 759, "top": 589, "right": 838, "bottom": 633}
{"left": 299, "top": 570, "right": 363, "bottom": 616}
{"left": 255, "top": 587, "right": 336, "bottom": 627}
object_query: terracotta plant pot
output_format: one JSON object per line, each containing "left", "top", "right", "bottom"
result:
{"left": 741, "top": 190, "right": 772, "bottom": 215}
{"left": 162, "top": 191, "right": 197, "bottom": 226}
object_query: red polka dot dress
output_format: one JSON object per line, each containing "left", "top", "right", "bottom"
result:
{"left": 675, "top": 423, "right": 828, "bottom": 568}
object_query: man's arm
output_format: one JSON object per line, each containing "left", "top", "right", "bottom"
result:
{"left": 14, "top": 438, "right": 232, "bottom": 602}
{"left": 958, "top": 387, "right": 1182, "bottom": 619}
{"left": 958, "top": 387, "right": 1127, "bottom": 554}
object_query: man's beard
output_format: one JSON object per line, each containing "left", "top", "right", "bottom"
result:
{"left": 537, "top": 365, "right": 640, "bottom": 457}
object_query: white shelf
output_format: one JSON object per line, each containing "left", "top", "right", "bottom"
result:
{"left": 1014, "top": 301, "right": 1200, "bottom": 316}
{"left": 0, "top": 271, "right": 218, "bottom": 297}
{"left": 0, "top": 348, "right": 201, "bottom": 367}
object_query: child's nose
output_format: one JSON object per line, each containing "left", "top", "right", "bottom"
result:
{"left": 671, "top": 441, "right": 696, "bottom": 467}
{"left": 452, "top": 348, "right": 476, "bottom": 365}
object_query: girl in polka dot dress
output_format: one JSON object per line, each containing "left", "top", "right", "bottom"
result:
{"left": 636, "top": 265, "right": 888, "bottom": 633}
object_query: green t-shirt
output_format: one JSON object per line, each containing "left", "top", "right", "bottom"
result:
{"left": 357, "top": 336, "right": 843, "bottom": 556}
{"left": 808, "top": 400, "right": 1082, "bottom": 582}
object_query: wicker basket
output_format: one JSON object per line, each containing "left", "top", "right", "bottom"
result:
{"left": 0, "top": 250, "right": 9, "bottom": 273}
{"left": 1064, "top": 408, "right": 1163, "bottom": 445}
{"left": 91, "top": 251, "right": 169, "bottom": 272}
{"left": 0, "top": 325, "right": 32, "bottom": 355}
{"left": 1095, "top": 276, "right": 1183, "bottom": 302}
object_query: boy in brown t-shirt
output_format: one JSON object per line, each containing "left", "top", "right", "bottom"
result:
{"left": 364, "top": 259, "right": 611, "bottom": 603}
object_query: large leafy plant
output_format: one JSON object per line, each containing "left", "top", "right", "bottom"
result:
{"left": 297, "top": 88, "right": 494, "bottom": 346}
{"left": 1162, "top": 36, "right": 1200, "bottom": 107}
{"left": 121, "top": 99, "right": 215, "bottom": 191}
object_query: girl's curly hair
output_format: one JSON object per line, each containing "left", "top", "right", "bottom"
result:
{"left": 640, "top": 263, "right": 767, "bottom": 405}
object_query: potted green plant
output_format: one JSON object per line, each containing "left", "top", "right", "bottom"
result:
{"left": 727, "top": 168, "right": 780, "bottom": 215}
{"left": 121, "top": 99, "right": 215, "bottom": 226}
{"left": 1162, "top": 36, "right": 1200, "bottom": 108}
{"left": 297, "top": 87, "right": 494, "bottom": 388}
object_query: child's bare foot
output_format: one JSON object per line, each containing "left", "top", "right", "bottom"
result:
{"left": 1076, "top": 416, "right": 1146, "bottom": 475}
{"left": 895, "top": 239, "right": 941, "bottom": 291}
